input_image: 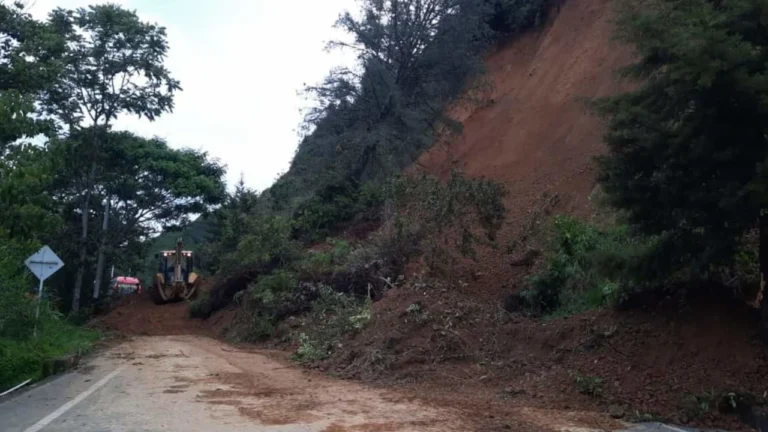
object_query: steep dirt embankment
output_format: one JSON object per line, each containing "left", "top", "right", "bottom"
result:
{"left": 327, "top": 2, "right": 767, "bottom": 431}
{"left": 421, "top": 0, "right": 630, "bottom": 215}
{"left": 416, "top": 0, "right": 633, "bottom": 298}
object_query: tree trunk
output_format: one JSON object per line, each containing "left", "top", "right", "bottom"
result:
{"left": 761, "top": 211, "right": 768, "bottom": 343}
{"left": 93, "top": 197, "right": 110, "bottom": 300}
{"left": 72, "top": 189, "right": 91, "bottom": 313}
{"left": 72, "top": 163, "right": 96, "bottom": 313}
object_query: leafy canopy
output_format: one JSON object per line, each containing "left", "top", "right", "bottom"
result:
{"left": 596, "top": 0, "right": 768, "bottom": 275}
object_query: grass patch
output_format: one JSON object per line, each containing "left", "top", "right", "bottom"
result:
{"left": 0, "top": 318, "right": 100, "bottom": 391}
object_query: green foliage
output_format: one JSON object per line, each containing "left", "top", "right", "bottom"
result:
{"left": 188, "top": 291, "right": 213, "bottom": 320}
{"left": 199, "top": 178, "right": 259, "bottom": 275}
{"left": 242, "top": 271, "right": 299, "bottom": 341}
{"left": 484, "top": 0, "right": 552, "bottom": 37}
{"left": 0, "top": 237, "right": 99, "bottom": 389}
{"left": 292, "top": 178, "right": 383, "bottom": 242}
{"left": 300, "top": 239, "right": 353, "bottom": 277}
{"left": 45, "top": 4, "right": 180, "bottom": 127}
{"left": 0, "top": 319, "right": 99, "bottom": 391}
{"left": 292, "top": 285, "right": 371, "bottom": 363}
{"left": 595, "top": 0, "right": 768, "bottom": 287}
{"left": 524, "top": 216, "right": 655, "bottom": 316}
{"left": 293, "top": 332, "right": 330, "bottom": 363}
{"left": 227, "top": 216, "right": 302, "bottom": 272}
{"left": 0, "top": 146, "right": 61, "bottom": 241}
{"left": 386, "top": 171, "right": 507, "bottom": 273}
{"left": 0, "top": 2, "right": 64, "bottom": 149}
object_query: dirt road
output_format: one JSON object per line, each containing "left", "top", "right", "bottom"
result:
{"left": 0, "top": 335, "right": 707, "bottom": 432}
{"left": 0, "top": 335, "right": 469, "bottom": 432}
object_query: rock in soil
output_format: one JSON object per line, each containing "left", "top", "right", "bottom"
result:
{"left": 609, "top": 404, "right": 625, "bottom": 419}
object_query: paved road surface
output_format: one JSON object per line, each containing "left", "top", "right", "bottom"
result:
{"left": 1, "top": 335, "right": 720, "bottom": 432}
{"left": 0, "top": 336, "right": 466, "bottom": 432}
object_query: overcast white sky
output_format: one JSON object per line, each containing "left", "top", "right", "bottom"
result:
{"left": 28, "top": 0, "right": 358, "bottom": 191}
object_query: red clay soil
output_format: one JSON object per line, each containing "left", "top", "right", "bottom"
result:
{"left": 95, "top": 294, "right": 236, "bottom": 337}
{"left": 318, "top": 1, "right": 768, "bottom": 431}
{"left": 324, "top": 284, "right": 768, "bottom": 431}
{"left": 416, "top": 0, "right": 635, "bottom": 301}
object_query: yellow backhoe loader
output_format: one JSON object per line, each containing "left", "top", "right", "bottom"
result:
{"left": 150, "top": 238, "right": 199, "bottom": 304}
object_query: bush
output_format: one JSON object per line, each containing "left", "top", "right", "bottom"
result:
{"left": 292, "top": 285, "right": 371, "bottom": 363}
{"left": 299, "top": 238, "right": 352, "bottom": 277}
{"left": 235, "top": 216, "right": 302, "bottom": 268}
{"left": 484, "top": 0, "right": 551, "bottom": 37}
{"left": 0, "top": 314, "right": 99, "bottom": 390}
{"left": 292, "top": 178, "right": 383, "bottom": 243}
{"left": 384, "top": 171, "right": 507, "bottom": 274}
{"left": 242, "top": 271, "right": 299, "bottom": 341}
{"left": 292, "top": 332, "right": 331, "bottom": 363}
{"left": 207, "top": 215, "right": 302, "bottom": 312}
{"left": 523, "top": 216, "right": 655, "bottom": 316}
{"left": 188, "top": 291, "right": 213, "bottom": 319}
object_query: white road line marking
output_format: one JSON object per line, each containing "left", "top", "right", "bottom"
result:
{"left": 23, "top": 366, "right": 125, "bottom": 432}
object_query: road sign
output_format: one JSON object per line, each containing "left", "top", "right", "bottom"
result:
{"left": 24, "top": 246, "right": 64, "bottom": 335}
{"left": 25, "top": 246, "right": 64, "bottom": 282}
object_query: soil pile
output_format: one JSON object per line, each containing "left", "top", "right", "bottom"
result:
{"left": 96, "top": 294, "right": 235, "bottom": 337}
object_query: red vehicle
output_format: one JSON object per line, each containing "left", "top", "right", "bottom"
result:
{"left": 111, "top": 276, "right": 142, "bottom": 296}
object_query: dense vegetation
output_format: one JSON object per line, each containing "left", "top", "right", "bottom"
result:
{"left": 0, "top": 3, "right": 225, "bottom": 390}
{"left": 598, "top": 0, "right": 768, "bottom": 332}
{"left": 518, "top": 0, "right": 768, "bottom": 339}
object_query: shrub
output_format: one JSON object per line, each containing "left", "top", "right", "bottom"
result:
{"left": 292, "top": 177, "right": 383, "bottom": 243}
{"left": 292, "top": 285, "right": 371, "bottom": 363}
{"left": 208, "top": 215, "right": 302, "bottom": 312}
{"left": 484, "top": 0, "right": 551, "bottom": 38}
{"left": 523, "top": 216, "right": 655, "bottom": 316}
{"left": 241, "top": 271, "right": 299, "bottom": 341}
{"left": 188, "top": 291, "right": 213, "bottom": 319}
{"left": 299, "top": 238, "right": 352, "bottom": 277}
{"left": 215, "top": 215, "right": 301, "bottom": 276}
{"left": 292, "top": 332, "right": 331, "bottom": 363}
{"left": 384, "top": 171, "right": 507, "bottom": 274}
{"left": 0, "top": 315, "right": 99, "bottom": 390}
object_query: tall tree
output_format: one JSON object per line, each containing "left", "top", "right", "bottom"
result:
{"left": 596, "top": 0, "right": 768, "bottom": 338}
{"left": 48, "top": 130, "right": 225, "bottom": 299}
{"left": 43, "top": 4, "right": 180, "bottom": 311}
{"left": 0, "top": 2, "right": 65, "bottom": 150}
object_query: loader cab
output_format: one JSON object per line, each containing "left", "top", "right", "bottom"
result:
{"left": 155, "top": 250, "right": 195, "bottom": 284}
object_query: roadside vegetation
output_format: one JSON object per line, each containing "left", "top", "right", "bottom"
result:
{"left": 0, "top": 3, "right": 225, "bottom": 390}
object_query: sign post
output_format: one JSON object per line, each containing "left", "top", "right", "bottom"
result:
{"left": 24, "top": 246, "right": 64, "bottom": 335}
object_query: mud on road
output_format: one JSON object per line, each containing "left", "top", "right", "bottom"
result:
{"left": 106, "top": 335, "right": 469, "bottom": 431}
